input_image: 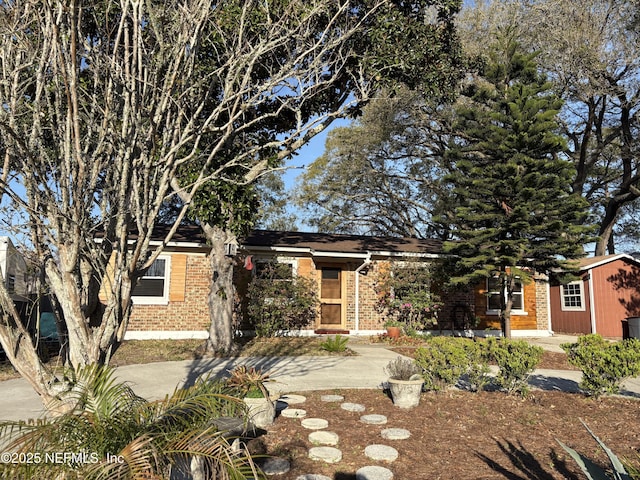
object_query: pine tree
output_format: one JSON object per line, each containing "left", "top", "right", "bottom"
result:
{"left": 443, "top": 38, "right": 595, "bottom": 337}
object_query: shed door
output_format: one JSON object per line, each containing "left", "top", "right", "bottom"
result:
{"left": 319, "top": 267, "right": 345, "bottom": 329}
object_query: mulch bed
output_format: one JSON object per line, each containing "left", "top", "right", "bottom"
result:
{"left": 256, "top": 388, "right": 640, "bottom": 479}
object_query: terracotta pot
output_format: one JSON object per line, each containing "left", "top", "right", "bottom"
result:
{"left": 387, "top": 377, "right": 424, "bottom": 409}
{"left": 386, "top": 326, "right": 401, "bottom": 339}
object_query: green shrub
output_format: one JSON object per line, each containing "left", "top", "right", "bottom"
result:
{"left": 320, "top": 334, "right": 349, "bottom": 353}
{"left": 415, "top": 336, "right": 469, "bottom": 391}
{"left": 562, "top": 334, "right": 640, "bottom": 398}
{"left": 462, "top": 340, "right": 492, "bottom": 393}
{"left": 485, "top": 337, "right": 543, "bottom": 396}
{"left": 247, "top": 262, "right": 319, "bottom": 337}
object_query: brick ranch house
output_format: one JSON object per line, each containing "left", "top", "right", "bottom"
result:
{"left": 122, "top": 228, "right": 553, "bottom": 340}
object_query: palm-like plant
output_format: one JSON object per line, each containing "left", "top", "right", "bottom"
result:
{"left": 0, "top": 364, "right": 264, "bottom": 479}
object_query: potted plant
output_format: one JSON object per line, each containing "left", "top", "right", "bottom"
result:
{"left": 384, "top": 320, "right": 403, "bottom": 339}
{"left": 385, "top": 356, "right": 424, "bottom": 409}
{"left": 227, "top": 366, "right": 275, "bottom": 428}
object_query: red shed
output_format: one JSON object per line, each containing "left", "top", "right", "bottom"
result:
{"left": 550, "top": 254, "right": 640, "bottom": 338}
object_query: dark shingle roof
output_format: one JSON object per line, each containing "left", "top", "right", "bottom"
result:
{"left": 241, "top": 230, "right": 443, "bottom": 255}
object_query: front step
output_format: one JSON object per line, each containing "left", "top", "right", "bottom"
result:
{"left": 314, "top": 329, "right": 350, "bottom": 335}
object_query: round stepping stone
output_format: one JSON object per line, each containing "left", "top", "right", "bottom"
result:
{"left": 296, "top": 476, "right": 332, "bottom": 480}
{"left": 301, "top": 418, "right": 329, "bottom": 430}
{"left": 381, "top": 428, "right": 411, "bottom": 440}
{"left": 281, "top": 408, "right": 307, "bottom": 418}
{"left": 320, "top": 394, "right": 344, "bottom": 402}
{"left": 340, "top": 402, "right": 366, "bottom": 412}
{"left": 280, "top": 394, "right": 306, "bottom": 405}
{"left": 309, "top": 430, "right": 339, "bottom": 446}
{"left": 308, "top": 446, "right": 342, "bottom": 464}
{"left": 261, "top": 457, "right": 291, "bottom": 475}
{"left": 356, "top": 465, "right": 394, "bottom": 480}
{"left": 364, "top": 444, "right": 398, "bottom": 462}
{"left": 360, "top": 414, "right": 387, "bottom": 425}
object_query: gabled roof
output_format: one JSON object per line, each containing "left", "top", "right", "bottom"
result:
{"left": 240, "top": 230, "right": 443, "bottom": 257}
{"left": 574, "top": 253, "right": 640, "bottom": 271}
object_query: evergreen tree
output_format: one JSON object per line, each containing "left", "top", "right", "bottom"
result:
{"left": 442, "top": 38, "right": 595, "bottom": 337}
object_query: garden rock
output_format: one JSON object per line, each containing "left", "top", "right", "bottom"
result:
{"left": 295, "top": 476, "right": 332, "bottom": 480}
{"left": 261, "top": 457, "right": 291, "bottom": 476}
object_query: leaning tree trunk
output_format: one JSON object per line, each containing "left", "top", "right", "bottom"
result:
{"left": 203, "top": 225, "right": 237, "bottom": 354}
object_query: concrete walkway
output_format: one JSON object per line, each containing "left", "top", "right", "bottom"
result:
{"left": 0, "top": 336, "right": 638, "bottom": 422}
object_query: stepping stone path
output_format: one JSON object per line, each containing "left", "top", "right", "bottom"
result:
{"left": 364, "top": 444, "right": 399, "bottom": 463}
{"left": 280, "top": 394, "right": 307, "bottom": 405}
{"left": 360, "top": 414, "right": 387, "bottom": 425}
{"left": 381, "top": 428, "right": 411, "bottom": 440}
{"left": 260, "top": 457, "right": 291, "bottom": 476}
{"left": 309, "top": 430, "right": 339, "bottom": 446}
{"left": 281, "top": 408, "right": 307, "bottom": 418}
{"left": 271, "top": 395, "right": 410, "bottom": 479}
{"left": 308, "top": 446, "right": 342, "bottom": 464}
{"left": 320, "top": 394, "right": 344, "bottom": 402}
{"left": 301, "top": 418, "right": 329, "bottom": 430}
{"left": 340, "top": 402, "right": 366, "bottom": 412}
{"left": 356, "top": 466, "right": 394, "bottom": 480}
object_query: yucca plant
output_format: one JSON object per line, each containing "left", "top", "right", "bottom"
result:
{"left": 320, "top": 334, "right": 349, "bottom": 353}
{"left": 226, "top": 365, "right": 273, "bottom": 399}
{"left": 558, "top": 419, "right": 632, "bottom": 480}
{"left": 0, "top": 364, "right": 265, "bottom": 479}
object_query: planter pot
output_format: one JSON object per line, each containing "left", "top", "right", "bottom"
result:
{"left": 243, "top": 396, "right": 275, "bottom": 428}
{"left": 386, "top": 326, "right": 402, "bottom": 339}
{"left": 387, "top": 377, "right": 424, "bottom": 409}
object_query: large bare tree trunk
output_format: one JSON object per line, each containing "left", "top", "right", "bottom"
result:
{"left": 203, "top": 225, "right": 237, "bottom": 354}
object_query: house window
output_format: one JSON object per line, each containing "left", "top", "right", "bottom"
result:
{"left": 561, "top": 282, "right": 585, "bottom": 311}
{"left": 486, "top": 276, "right": 524, "bottom": 314}
{"left": 254, "top": 260, "right": 295, "bottom": 280}
{"left": 132, "top": 256, "right": 171, "bottom": 304}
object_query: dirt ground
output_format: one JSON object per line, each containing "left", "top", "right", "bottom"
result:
{"left": 254, "top": 350, "right": 640, "bottom": 480}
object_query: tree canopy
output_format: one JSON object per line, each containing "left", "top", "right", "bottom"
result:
{"left": 0, "top": 0, "right": 464, "bottom": 403}
{"left": 442, "top": 38, "right": 595, "bottom": 336}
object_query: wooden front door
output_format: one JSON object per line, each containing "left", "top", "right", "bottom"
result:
{"left": 319, "top": 266, "right": 345, "bottom": 329}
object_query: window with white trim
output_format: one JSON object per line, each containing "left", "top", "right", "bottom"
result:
{"left": 486, "top": 276, "right": 524, "bottom": 314}
{"left": 132, "top": 256, "right": 171, "bottom": 304}
{"left": 561, "top": 282, "right": 585, "bottom": 311}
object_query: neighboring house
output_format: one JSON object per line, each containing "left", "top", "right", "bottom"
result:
{"left": 550, "top": 254, "right": 640, "bottom": 338}
{"left": 122, "top": 228, "right": 554, "bottom": 339}
{"left": 0, "top": 237, "right": 30, "bottom": 308}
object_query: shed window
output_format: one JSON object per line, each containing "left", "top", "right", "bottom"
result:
{"left": 132, "top": 257, "right": 170, "bottom": 304}
{"left": 561, "top": 282, "right": 585, "bottom": 311}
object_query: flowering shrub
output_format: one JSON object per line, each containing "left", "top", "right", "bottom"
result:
{"left": 247, "top": 262, "right": 319, "bottom": 337}
{"left": 375, "top": 262, "right": 442, "bottom": 333}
